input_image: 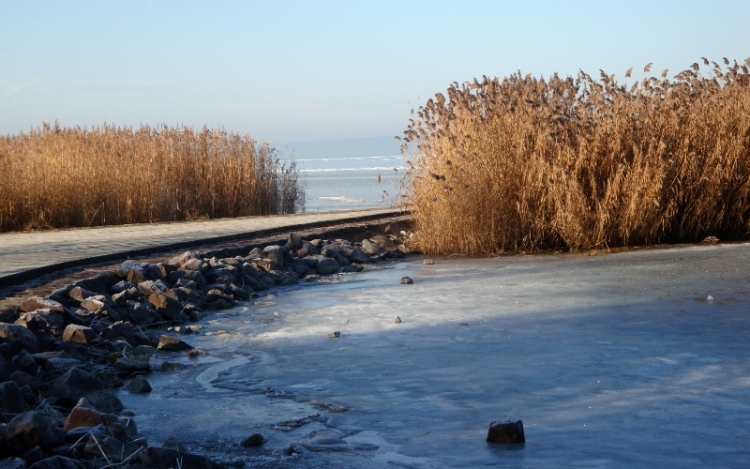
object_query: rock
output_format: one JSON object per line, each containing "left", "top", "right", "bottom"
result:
{"left": 5, "top": 411, "right": 63, "bottom": 452}
{"left": 61, "top": 324, "right": 98, "bottom": 345}
{"left": 148, "top": 293, "right": 184, "bottom": 322}
{"left": 168, "top": 251, "right": 198, "bottom": 268}
{"left": 44, "top": 357, "right": 83, "bottom": 374}
{"left": 125, "top": 377, "right": 152, "bottom": 393}
{"left": 316, "top": 257, "right": 340, "bottom": 275}
{"left": 394, "top": 316, "right": 402, "bottom": 324}
{"left": 12, "top": 350, "right": 40, "bottom": 375}
{"left": 262, "top": 245, "right": 289, "bottom": 267}
{"left": 15, "top": 310, "right": 66, "bottom": 336}
{"left": 113, "top": 357, "right": 151, "bottom": 377}
{"left": 209, "top": 299, "right": 234, "bottom": 310}
{"left": 327, "top": 331, "right": 341, "bottom": 339}
{"left": 67, "top": 286, "right": 96, "bottom": 303}
{"left": 20, "top": 297, "right": 64, "bottom": 313}
{"left": 62, "top": 405, "right": 104, "bottom": 432}
{"left": 347, "top": 247, "right": 371, "bottom": 264}
{"left": 100, "top": 321, "right": 135, "bottom": 344}
{"left": 126, "top": 267, "right": 147, "bottom": 285}
{"left": 229, "top": 284, "right": 252, "bottom": 300}
{"left": 342, "top": 264, "right": 363, "bottom": 273}
{"left": 0, "top": 323, "right": 40, "bottom": 353}
{"left": 63, "top": 405, "right": 130, "bottom": 441}
{"left": 0, "top": 458, "right": 25, "bottom": 469}
{"left": 80, "top": 390, "right": 123, "bottom": 414}
{"left": 139, "top": 446, "right": 223, "bottom": 469}
{"left": 423, "top": 258, "right": 435, "bottom": 265}
{"left": 0, "top": 381, "right": 29, "bottom": 414}
{"left": 110, "top": 280, "right": 136, "bottom": 294}
{"left": 486, "top": 420, "right": 525, "bottom": 444}
{"left": 297, "top": 241, "right": 318, "bottom": 258}
{"left": 137, "top": 280, "right": 169, "bottom": 296}
{"left": 241, "top": 433, "right": 265, "bottom": 447}
{"left": 125, "top": 301, "right": 160, "bottom": 327}
{"left": 49, "top": 368, "right": 105, "bottom": 407}
{"left": 287, "top": 232, "right": 303, "bottom": 251}
{"left": 400, "top": 276, "right": 414, "bottom": 285}
{"left": 163, "top": 437, "right": 187, "bottom": 452}
{"left": 27, "top": 456, "right": 80, "bottom": 469}
{"left": 156, "top": 335, "right": 193, "bottom": 352}
{"left": 112, "top": 287, "right": 145, "bottom": 306}
{"left": 360, "top": 239, "right": 386, "bottom": 256}
{"left": 83, "top": 435, "right": 126, "bottom": 461}
{"left": 178, "top": 258, "right": 205, "bottom": 272}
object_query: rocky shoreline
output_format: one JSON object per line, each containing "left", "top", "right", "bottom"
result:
{"left": 0, "top": 227, "right": 413, "bottom": 469}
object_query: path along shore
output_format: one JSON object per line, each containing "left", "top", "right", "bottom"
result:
{"left": 0, "top": 208, "right": 405, "bottom": 289}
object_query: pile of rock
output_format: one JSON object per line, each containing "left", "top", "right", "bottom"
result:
{"left": 0, "top": 232, "right": 410, "bottom": 468}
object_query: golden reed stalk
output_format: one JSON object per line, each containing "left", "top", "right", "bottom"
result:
{"left": 401, "top": 58, "right": 750, "bottom": 255}
{"left": 0, "top": 123, "right": 304, "bottom": 232}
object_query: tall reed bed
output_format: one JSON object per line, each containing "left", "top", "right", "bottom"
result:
{"left": 0, "top": 123, "right": 303, "bottom": 232}
{"left": 402, "top": 58, "right": 750, "bottom": 255}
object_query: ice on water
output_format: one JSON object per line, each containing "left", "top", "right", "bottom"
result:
{"left": 120, "top": 243, "right": 750, "bottom": 468}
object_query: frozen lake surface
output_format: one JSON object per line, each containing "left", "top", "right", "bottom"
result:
{"left": 120, "top": 243, "right": 750, "bottom": 468}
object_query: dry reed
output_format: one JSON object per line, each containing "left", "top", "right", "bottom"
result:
{"left": 0, "top": 123, "right": 304, "bottom": 232}
{"left": 401, "top": 58, "right": 750, "bottom": 255}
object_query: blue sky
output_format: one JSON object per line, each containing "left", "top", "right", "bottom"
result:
{"left": 2, "top": 0, "right": 749, "bottom": 146}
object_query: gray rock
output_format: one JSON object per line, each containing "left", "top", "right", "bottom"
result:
{"left": 287, "top": 232, "right": 303, "bottom": 251}
{"left": 0, "top": 381, "right": 29, "bottom": 414}
{"left": 80, "top": 390, "right": 123, "bottom": 413}
{"left": 0, "top": 323, "right": 40, "bottom": 353}
{"left": 111, "top": 280, "right": 136, "bottom": 293}
{"left": 0, "top": 458, "right": 25, "bottom": 469}
{"left": 347, "top": 247, "right": 371, "bottom": 264}
{"left": 360, "top": 239, "right": 386, "bottom": 256}
{"left": 487, "top": 419, "right": 525, "bottom": 443}
{"left": 125, "top": 301, "right": 160, "bottom": 327}
{"left": 49, "top": 368, "right": 105, "bottom": 408}
{"left": 316, "top": 258, "right": 340, "bottom": 275}
{"left": 241, "top": 433, "right": 265, "bottom": 447}
{"left": 400, "top": 276, "right": 414, "bottom": 284}
{"left": 297, "top": 241, "right": 318, "bottom": 257}
{"left": 126, "top": 377, "right": 152, "bottom": 393}
{"left": 262, "top": 245, "right": 288, "bottom": 267}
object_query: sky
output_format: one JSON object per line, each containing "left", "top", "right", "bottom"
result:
{"left": 2, "top": 0, "right": 750, "bottom": 150}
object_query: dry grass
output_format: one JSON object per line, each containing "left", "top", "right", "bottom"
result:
{"left": 0, "top": 123, "right": 303, "bottom": 232}
{"left": 401, "top": 58, "right": 750, "bottom": 255}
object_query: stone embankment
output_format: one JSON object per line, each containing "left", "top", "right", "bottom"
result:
{"left": 0, "top": 229, "right": 413, "bottom": 469}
